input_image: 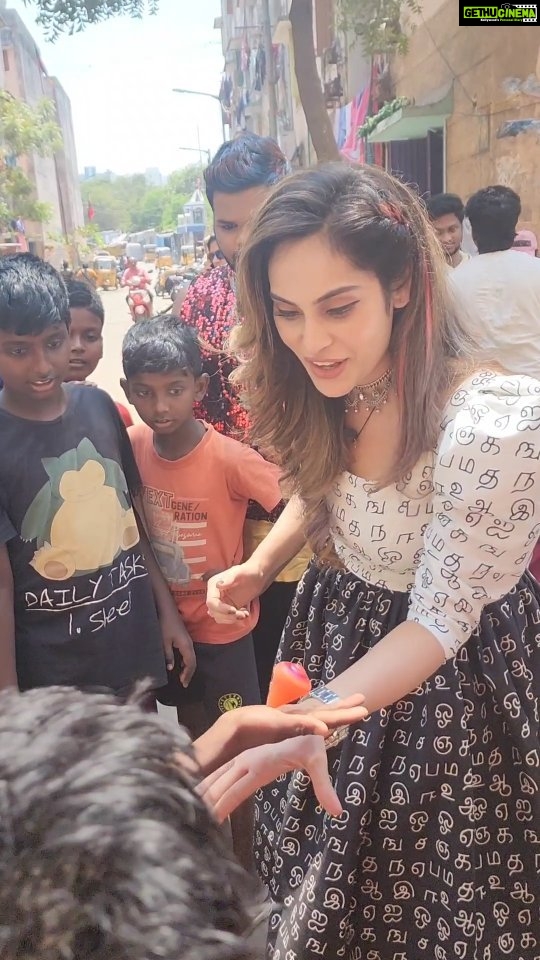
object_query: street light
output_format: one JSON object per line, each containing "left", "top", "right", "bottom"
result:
{"left": 172, "top": 87, "right": 226, "bottom": 141}
{"left": 178, "top": 145, "right": 211, "bottom": 166}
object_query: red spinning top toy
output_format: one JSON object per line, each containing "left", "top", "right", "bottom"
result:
{"left": 266, "top": 661, "right": 311, "bottom": 707}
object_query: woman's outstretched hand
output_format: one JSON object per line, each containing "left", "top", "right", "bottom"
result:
{"left": 192, "top": 695, "right": 368, "bottom": 777}
{"left": 199, "top": 735, "right": 342, "bottom": 822}
{"left": 240, "top": 695, "right": 368, "bottom": 749}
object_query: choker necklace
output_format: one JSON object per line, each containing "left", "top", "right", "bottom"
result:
{"left": 345, "top": 369, "right": 393, "bottom": 414}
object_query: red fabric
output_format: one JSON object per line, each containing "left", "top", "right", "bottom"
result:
{"left": 122, "top": 266, "right": 150, "bottom": 286}
{"left": 116, "top": 402, "right": 133, "bottom": 428}
{"left": 530, "top": 540, "right": 540, "bottom": 581}
{"left": 179, "top": 265, "right": 248, "bottom": 437}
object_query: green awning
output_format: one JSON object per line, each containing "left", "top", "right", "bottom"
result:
{"left": 368, "top": 89, "right": 453, "bottom": 143}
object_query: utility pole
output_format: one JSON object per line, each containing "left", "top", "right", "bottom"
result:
{"left": 261, "top": 0, "right": 278, "bottom": 141}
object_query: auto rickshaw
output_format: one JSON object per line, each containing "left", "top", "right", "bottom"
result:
{"left": 144, "top": 244, "right": 157, "bottom": 264}
{"left": 93, "top": 255, "right": 119, "bottom": 290}
{"left": 155, "top": 264, "right": 181, "bottom": 297}
{"left": 156, "top": 246, "right": 173, "bottom": 269}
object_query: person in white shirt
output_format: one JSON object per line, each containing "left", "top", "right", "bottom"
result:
{"left": 425, "top": 192, "right": 471, "bottom": 268}
{"left": 452, "top": 184, "right": 540, "bottom": 584}
{"left": 452, "top": 184, "right": 540, "bottom": 379}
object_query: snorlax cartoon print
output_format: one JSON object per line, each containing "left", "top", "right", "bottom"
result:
{"left": 21, "top": 438, "right": 140, "bottom": 581}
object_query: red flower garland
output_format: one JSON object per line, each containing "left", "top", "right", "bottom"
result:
{"left": 179, "top": 265, "right": 282, "bottom": 523}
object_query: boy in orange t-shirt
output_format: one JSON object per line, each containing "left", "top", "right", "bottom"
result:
{"left": 122, "top": 319, "right": 282, "bottom": 727}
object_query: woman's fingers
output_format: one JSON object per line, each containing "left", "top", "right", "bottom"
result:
{"left": 204, "top": 771, "right": 254, "bottom": 823}
{"left": 281, "top": 715, "right": 331, "bottom": 738}
{"left": 302, "top": 741, "right": 342, "bottom": 817}
{"left": 199, "top": 760, "right": 252, "bottom": 822}
{"left": 198, "top": 736, "right": 344, "bottom": 822}
{"left": 206, "top": 578, "right": 249, "bottom": 622}
{"left": 197, "top": 757, "right": 235, "bottom": 794}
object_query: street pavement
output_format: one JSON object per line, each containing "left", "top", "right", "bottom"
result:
{"left": 92, "top": 285, "right": 138, "bottom": 408}
{"left": 93, "top": 285, "right": 269, "bottom": 953}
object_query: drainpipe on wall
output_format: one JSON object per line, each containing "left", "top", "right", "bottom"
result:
{"left": 261, "top": 0, "right": 278, "bottom": 140}
{"left": 443, "top": 118, "right": 447, "bottom": 191}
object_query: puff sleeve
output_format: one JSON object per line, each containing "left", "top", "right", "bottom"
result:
{"left": 408, "top": 372, "right": 540, "bottom": 659}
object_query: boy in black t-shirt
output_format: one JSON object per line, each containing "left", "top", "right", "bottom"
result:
{"left": 0, "top": 254, "right": 195, "bottom": 694}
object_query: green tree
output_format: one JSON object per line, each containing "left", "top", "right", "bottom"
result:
{"left": 79, "top": 164, "right": 202, "bottom": 234}
{"left": 29, "top": 0, "right": 423, "bottom": 165}
{"left": 0, "top": 90, "right": 62, "bottom": 228}
{"left": 27, "top": 0, "right": 160, "bottom": 40}
{"left": 289, "top": 0, "right": 422, "bottom": 163}
{"left": 338, "top": 0, "right": 422, "bottom": 56}
{"left": 80, "top": 177, "right": 129, "bottom": 232}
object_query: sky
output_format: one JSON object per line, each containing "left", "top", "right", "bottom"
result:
{"left": 10, "top": 0, "right": 224, "bottom": 176}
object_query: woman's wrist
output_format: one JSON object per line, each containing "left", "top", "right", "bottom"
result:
{"left": 302, "top": 684, "right": 341, "bottom": 707}
{"left": 301, "top": 685, "right": 350, "bottom": 750}
{"left": 242, "top": 553, "right": 274, "bottom": 592}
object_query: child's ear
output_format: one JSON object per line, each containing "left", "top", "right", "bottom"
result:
{"left": 195, "top": 373, "right": 210, "bottom": 402}
{"left": 120, "top": 378, "right": 131, "bottom": 404}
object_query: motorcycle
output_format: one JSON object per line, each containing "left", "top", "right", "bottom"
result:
{"left": 126, "top": 277, "right": 152, "bottom": 322}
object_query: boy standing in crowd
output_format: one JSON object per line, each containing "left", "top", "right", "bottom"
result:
{"left": 0, "top": 254, "right": 194, "bottom": 694}
{"left": 65, "top": 279, "right": 133, "bottom": 426}
{"left": 121, "top": 318, "right": 282, "bottom": 867}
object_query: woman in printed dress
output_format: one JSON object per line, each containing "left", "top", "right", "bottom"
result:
{"left": 206, "top": 164, "right": 540, "bottom": 960}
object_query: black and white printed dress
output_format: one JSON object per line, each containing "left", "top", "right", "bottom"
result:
{"left": 255, "top": 372, "right": 540, "bottom": 960}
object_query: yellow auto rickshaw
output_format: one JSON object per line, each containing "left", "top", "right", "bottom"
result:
{"left": 144, "top": 244, "right": 157, "bottom": 264}
{"left": 93, "top": 255, "right": 118, "bottom": 290}
{"left": 156, "top": 246, "right": 172, "bottom": 269}
{"left": 155, "top": 264, "right": 181, "bottom": 297}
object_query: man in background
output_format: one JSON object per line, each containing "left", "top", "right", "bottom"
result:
{"left": 452, "top": 184, "right": 540, "bottom": 379}
{"left": 426, "top": 192, "right": 470, "bottom": 268}
{"left": 452, "top": 184, "right": 540, "bottom": 581}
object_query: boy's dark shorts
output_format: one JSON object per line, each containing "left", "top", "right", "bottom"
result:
{"left": 155, "top": 633, "right": 261, "bottom": 724}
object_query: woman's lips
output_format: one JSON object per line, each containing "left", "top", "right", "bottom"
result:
{"left": 305, "top": 359, "right": 348, "bottom": 380}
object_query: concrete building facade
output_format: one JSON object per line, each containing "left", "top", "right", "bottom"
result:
{"left": 216, "top": 0, "right": 371, "bottom": 166}
{"left": 377, "top": 2, "right": 540, "bottom": 232}
{"left": 0, "top": 3, "right": 83, "bottom": 264}
{"left": 217, "top": 0, "right": 539, "bottom": 233}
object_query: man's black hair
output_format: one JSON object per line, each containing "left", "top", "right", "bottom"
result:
{"left": 66, "top": 279, "right": 105, "bottom": 324}
{"left": 204, "top": 132, "right": 289, "bottom": 209}
{"left": 0, "top": 253, "right": 70, "bottom": 335}
{"left": 0, "top": 685, "right": 253, "bottom": 960}
{"left": 122, "top": 317, "right": 203, "bottom": 379}
{"left": 465, "top": 185, "right": 521, "bottom": 253}
{"left": 425, "top": 193, "right": 465, "bottom": 224}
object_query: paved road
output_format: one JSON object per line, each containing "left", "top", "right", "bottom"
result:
{"left": 93, "top": 281, "right": 173, "bottom": 412}
{"left": 92, "top": 285, "right": 139, "bottom": 406}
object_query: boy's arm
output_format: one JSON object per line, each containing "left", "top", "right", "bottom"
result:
{"left": 132, "top": 495, "right": 196, "bottom": 687}
{"left": 116, "top": 407, "right": 195, "bottom": 683}
{"left": 229, "top": 443, "right": 284, "bottom": 514}
{"left": 0, "top": 543, "right": 17, "bottom": 690}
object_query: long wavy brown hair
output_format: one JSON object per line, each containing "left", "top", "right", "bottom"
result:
{"left": 231, "top": 164, "right": 478, "bottom": 554}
